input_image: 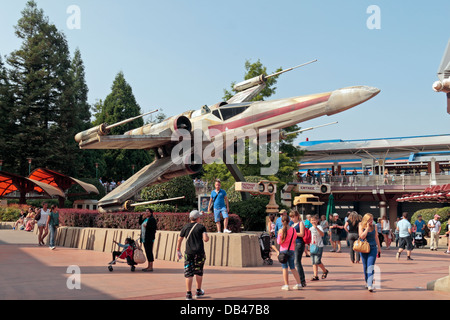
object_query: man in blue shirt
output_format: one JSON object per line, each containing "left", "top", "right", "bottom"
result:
{"left": 414, "top": 215, "right": 426, "bottom": 236}
{"left": 396, "top": 212, "right": 413, "bottom": 260}
{"left": 208, "top": 180, "right": 231, "bottom": 233}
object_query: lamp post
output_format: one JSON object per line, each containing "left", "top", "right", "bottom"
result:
{"left": 27, "top": 158, "right": 32, "bottom": 176}
{"left": 0, "top": 160, "right": 3, "bottom": 171}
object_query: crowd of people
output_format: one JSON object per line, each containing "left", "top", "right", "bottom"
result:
{"left": 8, "top": 194, "right": 450, "bottom": 300}
{"left": 12, "top": 202, "right": 60, "bottom": 249}
{"left": 99, "top": 177, "right": 126, "bottom": 193}
{"left": 264, "top": 209, "right": 450, "bottom": 294}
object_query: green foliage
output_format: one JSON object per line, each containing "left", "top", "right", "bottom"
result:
{"left": 92, "top": 72, "right": 153, "bottom": 180}
{"left": 140, "top": 175, "right": 197, "bottom": 209}
{"left": 0, "top": 207, "right": 22, "bottom": 222}
{"left": 229, "top": 197, "right": 269, "bottom": 231}
{"left": 0, "top": 1, "right": 94, "bottom": 179}
{"left": 223, "top": 59, "right": 282, "bottom": 102}
{"left": 411, "top": 207, "right": 450, "bottom": 235}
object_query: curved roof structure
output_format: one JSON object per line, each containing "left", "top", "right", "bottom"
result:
{"left": 0, "top": 171, "right": 65, "bottom": 198}
{"left": 28, "top": 168, "right": 99, "bottom": 195}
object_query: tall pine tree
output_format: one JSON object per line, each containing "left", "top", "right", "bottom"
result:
{"left": 0, "top": 55, "right": 16, "bottom": 172}
{"left": 93, "top": 72, "right": 152, "bottom": 181}
{"left": 5, "top": 1, "right": 89, "bottom": 177}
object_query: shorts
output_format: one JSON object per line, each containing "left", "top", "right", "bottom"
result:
{"left": 331, "top": 233, "right": 340, "bottom": 242}
{"left": 280, "top": 250, "right": 296, "bottom": 270}
{"left": 382, "top": 230, "right": 390, "bottom": 235}
{"left": 399, "top": 236, "right": 413, "bottom": 251}
{"left": 213, "top": 207, "right": 229, "bottom": 223}
{"left": 184, "top": 253, "right": 206, "bottom": 278}
{"left": 311, "top": 247, "right": 324, "bottom": 265}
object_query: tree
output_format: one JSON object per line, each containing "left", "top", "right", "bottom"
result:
{"left": 223, "top": 59, "right": 282, "bottom": 102}
{"left": 203, "top": 59, "right": 302, "bottom": 189}
{"left": 93, "top": 72, "right": 152, "bottom": 181}
{"left": 0, "top": 55, "right": 16, "bottom": 172}
{"left": 5, "top": 1, "right": 84, "bottom": 176}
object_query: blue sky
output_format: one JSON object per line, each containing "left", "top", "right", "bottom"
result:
{"left": 1, "top": 0, "right": 449, "bottom": 145}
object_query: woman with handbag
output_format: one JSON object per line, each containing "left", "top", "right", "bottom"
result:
{"left": 275, "top": 215, "right": 302, "bottom": 290}
{"left": 139, "top": 208, "right": 157, "bottom": 272}
{"left": 289, "top": 210, "right": 307, "bottom": 288}
{"left": 358, "top": 213, "right": 381, "bottom": 292}
{"left": 310, "top": 215, "right": 329, "bottom": 281}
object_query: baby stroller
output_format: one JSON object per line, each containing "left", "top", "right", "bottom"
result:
{"left": 414, "top": 232, "right": 426, "bottom": 248}
{"left": 108, "top": 238, "right": 140, "bottom": 272}
{"left": 259, "top": 232, "right": 273, "bottom": 265}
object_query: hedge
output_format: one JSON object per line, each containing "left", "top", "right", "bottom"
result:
{"left": 411, "top": 207, "right": 449, "bottom": 235}
{"left": 57, "top": 209, "right": 242, "bottom": 233}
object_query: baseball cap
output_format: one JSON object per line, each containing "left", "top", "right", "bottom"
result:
{"left": 434, "top": 214, "right": 440, "bottom": 219}
{"left": 190, "top": 210, "right": 201, "bottom": 220}
{"left": 279, "top": 209, "right": 287, "bottom": 214}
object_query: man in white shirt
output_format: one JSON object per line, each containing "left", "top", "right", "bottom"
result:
{"left": 428, "top": 214, "right": 441, "bottom": 251}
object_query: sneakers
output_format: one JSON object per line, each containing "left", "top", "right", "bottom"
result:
{"left": 407, "top": 256, "right": 414, "bottom": 260}
{"left": 195, "top": 289, "right": 205, "bottom": 298}
{"left": 186, "top": 289, "right": 205, "bottom": 300}
{"left": 281, "top": 285, "right": 290, "bottom": 291}
{"left": 223, "top": 229, "right": 232, "bottom": 234}
{"left": 396, "top": 252, "right": 401, "bottom": 260}
{"left": 292, "top": 284, "right": 302, "bottom": 290}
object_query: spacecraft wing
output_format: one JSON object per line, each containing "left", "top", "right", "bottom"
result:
{"left": 78, "top": 134, "right": 174, "bottom": 150}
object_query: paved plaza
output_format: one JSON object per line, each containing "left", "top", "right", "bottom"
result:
{"left": 0, "top": 229, "right": 449, "bottom": 301}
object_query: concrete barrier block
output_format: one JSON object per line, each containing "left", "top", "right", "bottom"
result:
{"left": 427, "top": 266, "right": 450, "bottom": 292}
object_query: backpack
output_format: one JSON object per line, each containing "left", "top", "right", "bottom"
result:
{"left": 302, "top": 227, "right": 311, "bottom": 244}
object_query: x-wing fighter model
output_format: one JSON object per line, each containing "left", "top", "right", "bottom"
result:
{"left": 75, "top": 61, "right": 380, "bottom": 212}
{"left": 432, "top": 39, "right": 450, "bottom": 114}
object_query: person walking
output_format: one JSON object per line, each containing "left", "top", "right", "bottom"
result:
{"left": 396, "top": 212, "right": 414, "bottom": 260}
{"left": 358, "top": 213, "right": 381, "bottom": 292}
{"left": 289, "top": 210, "right": 307, "bottom": 288}
{"left": 208, "top": 180, "right": 231, "bottom": 233}
{"left": 329, "top": 213, "right": 344, "bottom": 252}
{"left": 37, "top": 202, "right": 50, "bottom": 246}
{"left": 139, "top": 208, "right": 157, "bottom": 272}
{"left": 381, "top": 215, "right": 392, "bottom": 249}
{"left": 320, "top": 215, "right": 329, "bottom": 245}
{"left": 444, "top": 218, "right": 450, "bottom": 254}
{"left": 309, "top": 215, "right": 329, "bottom": 281}
{"left": 344, "top": 211, "right": 361, "bottom": 263}
{"left": 46, "top": 205, "right": 59, "bottom": 250}
{"left": 428, "top": 214, "right": 442, "bottom": 251}
{"left": 274, "top": 215, "right": 302, "bottom": 290}
{"left": 176, "top": 210, "right": 209, "bottom": 300}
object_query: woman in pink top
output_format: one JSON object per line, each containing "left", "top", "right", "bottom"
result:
{"left": 275, "top": 215, "right": 302, "bottom": 290}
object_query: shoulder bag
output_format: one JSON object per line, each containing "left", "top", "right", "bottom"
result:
{"left": 353, "top": 238, "right": 370, "bottom": 253}
{"left": 133, "top": 242, "right": 147, "bottom": 264}
{"left": 277, "top": 230, "right": 294, "bottom": 264}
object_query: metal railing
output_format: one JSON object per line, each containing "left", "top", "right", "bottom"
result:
{"left": 295, "top": 173, "right": 450, "bottom": 189}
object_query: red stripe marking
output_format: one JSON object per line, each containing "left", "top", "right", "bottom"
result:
{"left": 209, "top": 94, "right": 331, "bottom": 133}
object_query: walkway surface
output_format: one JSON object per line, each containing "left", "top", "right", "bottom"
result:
{"left": 0, "top": 229, "right": 449, "bottom": 301}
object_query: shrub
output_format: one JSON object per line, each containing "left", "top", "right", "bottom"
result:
{"left": 229, "top": 197, "right": 269, "bottom": 231}
{"left": 140, "top": 175, "right": 196, "bottom": 208}
{"left": 53, "top": 209, "right": 242, "bottom": 233}
{"left": 411, "top": 207, "right": 450, "bottom": 235}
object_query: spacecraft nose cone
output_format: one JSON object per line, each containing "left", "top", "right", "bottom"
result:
{"left": 325, "top": 86, "right": 380, "bottom": 116}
